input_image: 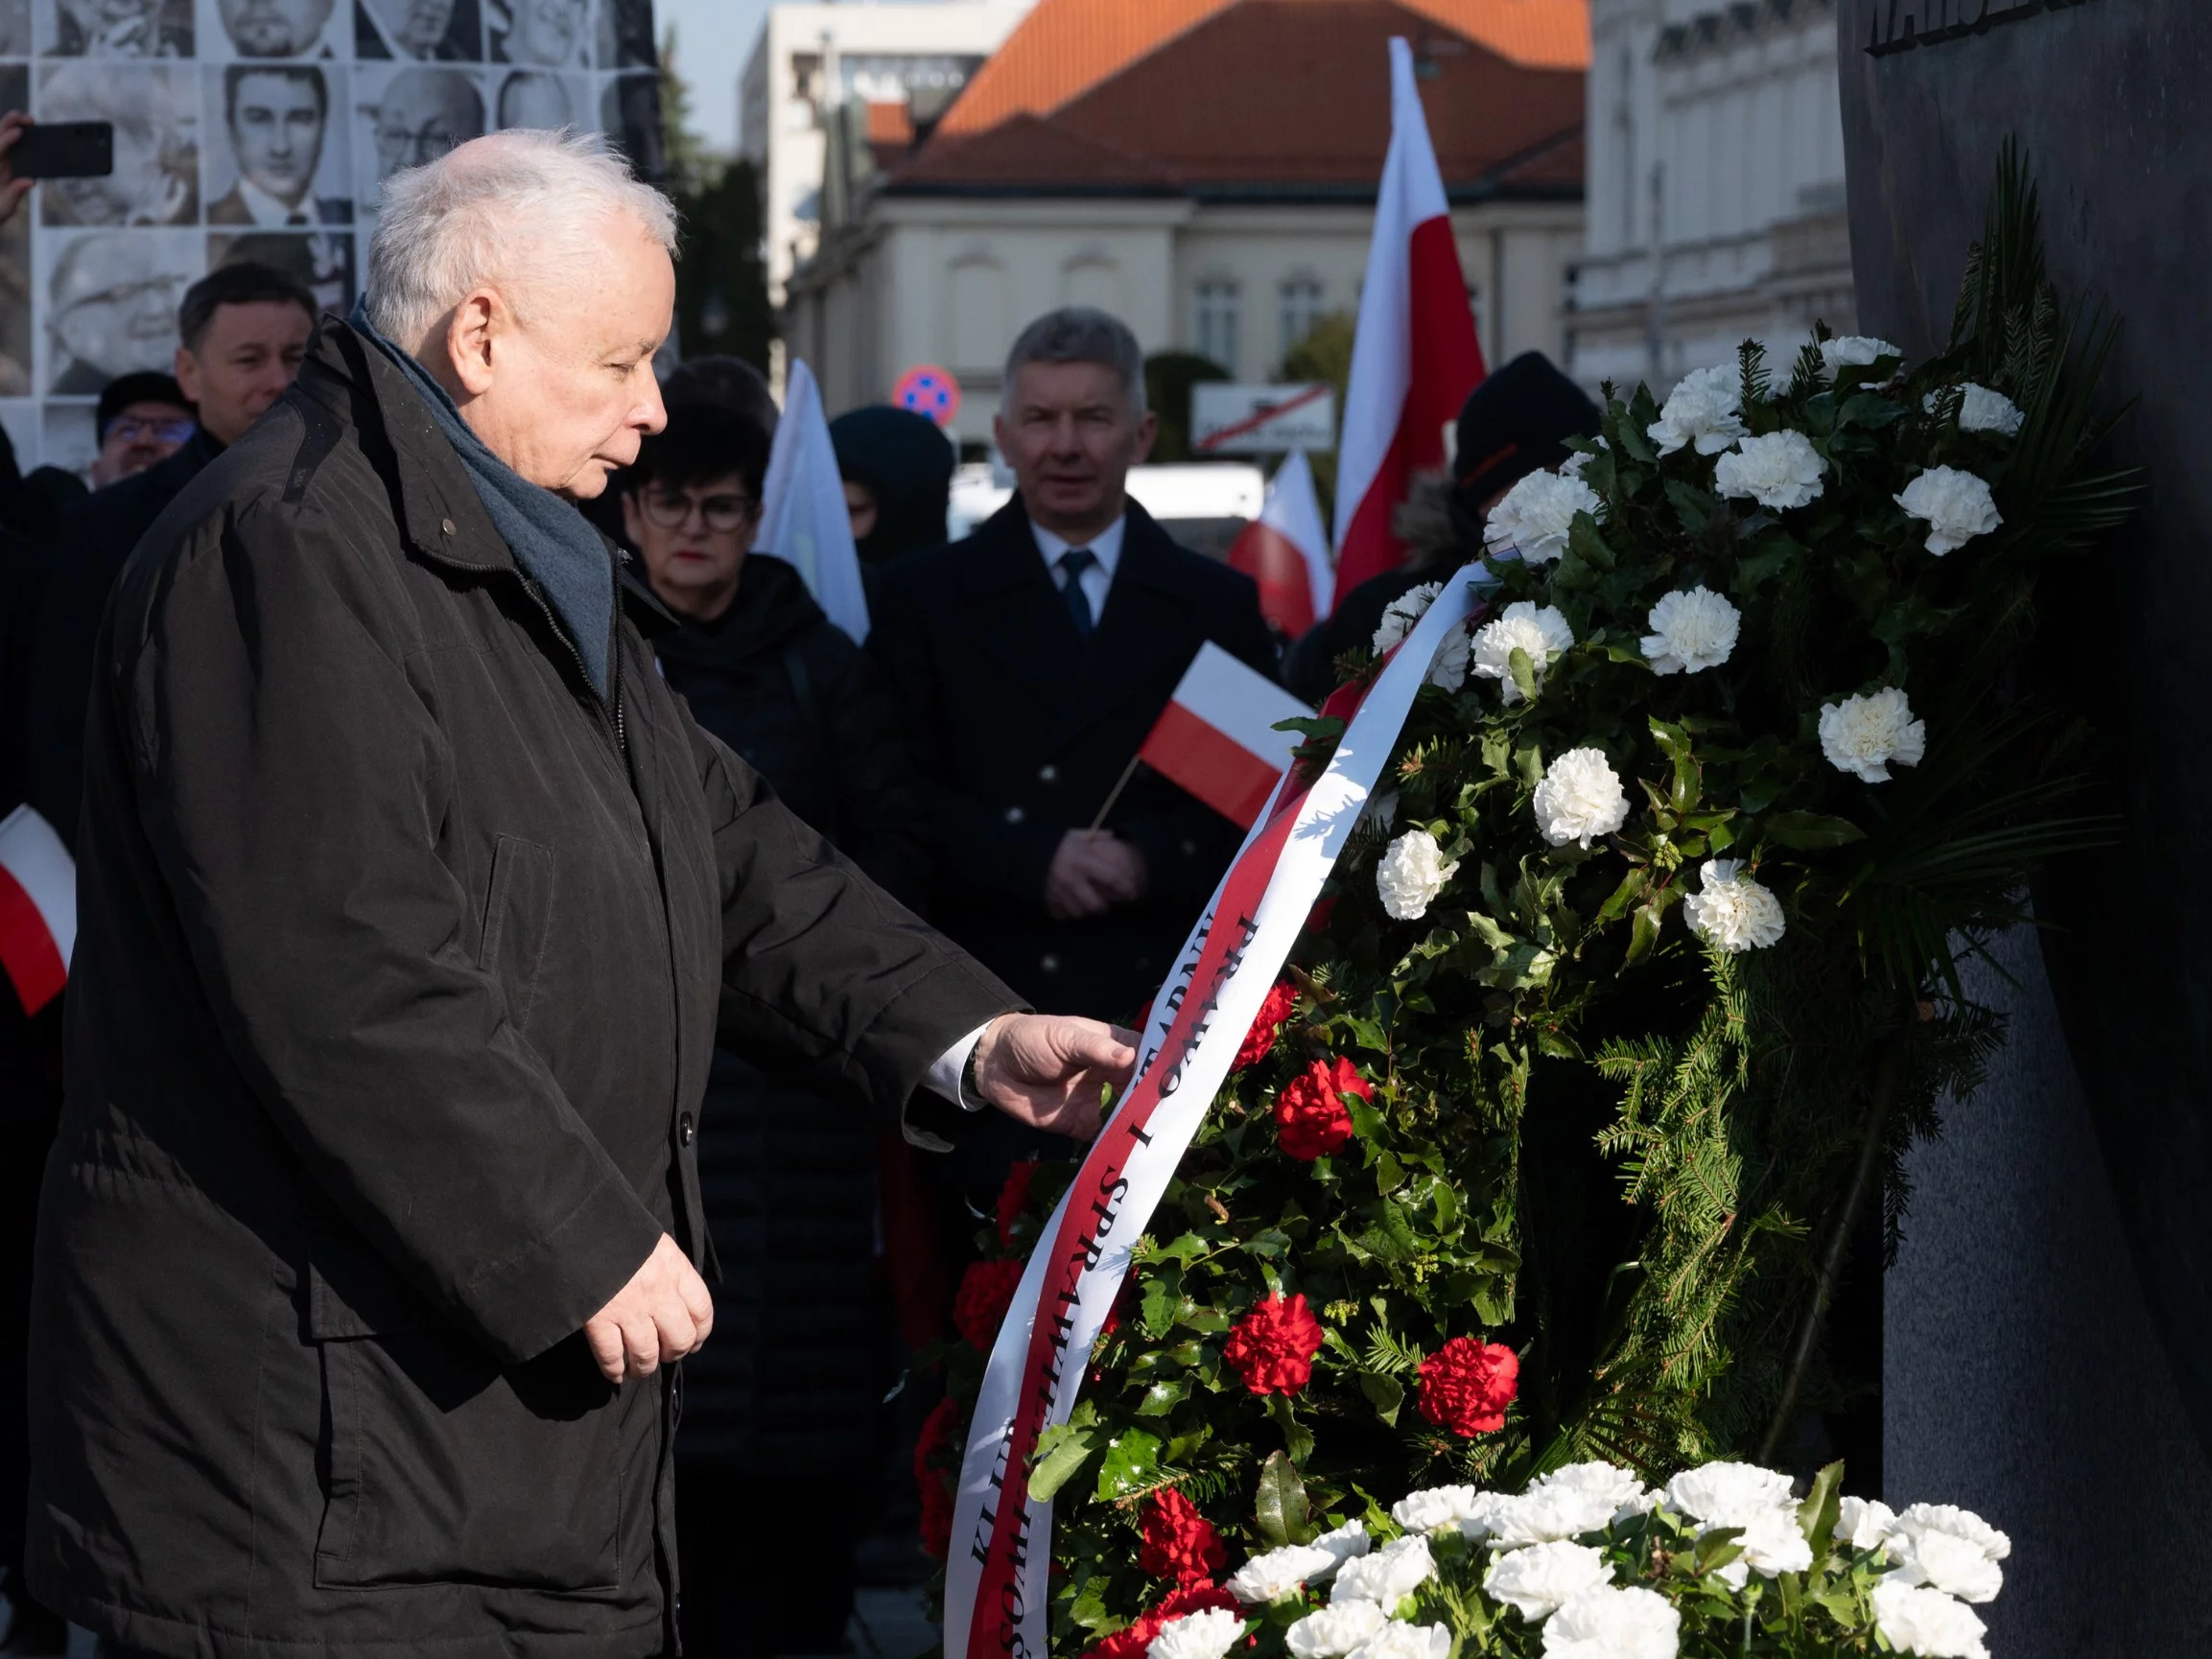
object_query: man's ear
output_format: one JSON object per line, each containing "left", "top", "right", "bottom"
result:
{"left": 1130, "top": 408, "right": 1159, "bottom": 467}
{"left": 173, "top": 343, "right": 201, "bottom": 406}
{"left": 442, "top": 289, "right": 503, "bottom": 398}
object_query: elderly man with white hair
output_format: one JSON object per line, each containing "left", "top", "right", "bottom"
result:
{"left": 23, "top": 130, "right": 1131, "bottom": 1659}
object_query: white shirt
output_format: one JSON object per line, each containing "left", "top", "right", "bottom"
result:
{"left": 924, "top": 1025, "right": 991, "bottom": 1110}
{"left": 1030, "top": 513, "right": 1125, "bottom": 621}
{"left": 232, "top": 173, "right": 315, "bottom": 228}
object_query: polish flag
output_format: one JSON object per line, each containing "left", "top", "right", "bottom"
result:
{"left": 0, "top": 805, "right": 74, "bottom": 1016}
{"left": 1138, "top": 643, "right": 1312, "bottom": 828}
{"left": 1330, "top": 35, "right": 1486, "bottom": 607}
{"left": 1227, "top": 450, "right": 1332, "bottom": 638}
{"left": 754, "top": 359, "right": 871, "bottom": 644}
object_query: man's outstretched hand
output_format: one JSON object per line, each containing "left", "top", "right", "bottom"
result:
{"left": 583, "top": 1232, "right": 713, "bottom": 1385}
{"left": 973, "top": 1013, "right": 1139, "bottom": 1141}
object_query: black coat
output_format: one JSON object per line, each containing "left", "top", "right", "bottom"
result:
{"left": 24, "top": 320, "right": 1019, "bottom": 1659}
{"left": 869, "top": 498, "right": 1277, "bottom": 1025}
{"left": 23, "top": 432, "right": 224, "bottom": 848}
{"left": 652, "top": 555, "right": 924, "bottom": 1474}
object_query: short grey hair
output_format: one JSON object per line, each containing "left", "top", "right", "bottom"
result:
{"left": 365, "top": 128, "right": 678, "bottom": 347}
{"left": 1003, "top": 306, "right": 1147, "bottom": 416}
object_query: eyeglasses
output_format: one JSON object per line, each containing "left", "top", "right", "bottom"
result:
{"left": 106, "top": 415, "right": 196, "bottom": 445}
{"left": 640, "top": 487, "right": 757, "bottom": 534}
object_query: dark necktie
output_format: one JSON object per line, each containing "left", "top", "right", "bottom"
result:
{"left": 1057, "top": 548, "right": 1098, "bottom": 637}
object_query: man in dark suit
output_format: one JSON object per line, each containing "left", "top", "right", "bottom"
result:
{"left": 207, "top": 65, "right": 352, "bottom": 228}
{"left": 871, "top": 306, "right": 1277, "bottom": 1036}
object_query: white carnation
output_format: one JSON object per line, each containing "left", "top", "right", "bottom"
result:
{"left": 1390, "top": 1484, "right": 1484, "bottom": 1535}
{"left": 1870, "top": 1580, "right": 1988, "bottom": 1659}
{"left": 1377, "top": 830, "right": 1460, "bottom": 923}
{"left": 1819, "top": 335, "right": 1901, "bottom": 376}
{"left": 1647, "top": 364, "right": 1746, "bottom": 457}
{"left": 1541, "top": 1586, "right": 1681, "bottom": 1659}
{"left": 1532, "top": 1461, "right": 1655, "bottom": 1527}
{"left": 1638, "top": 587, "right": 1739, "bottom": 676}
{"left": 1712, "top": 429, "right": 1826, "bottom": 511}
{"left": 1713, "top": 1507, "right": 1815, "bottom": 1588}
{"left": 1229, "top": 1543, "right": 1340, "bottom": 1603}
{"left": 1311, "top": 1519, "right": 1373, "bottom": 1569}
{"left": 1149, "top": 1608, "right": 1247, "bottom": 1659}
{"left": 1559, "top": 438, "right": 1607, "bottom": 478}
{"left": 1488, "top": 1483, "right": 1620, "bottom": 1549}
{"left": 1426, "top": 624, "right": 1471, "bottom": 691}
{"left": 1373, "top": 582, "right": 1445, "bottom": 654}
{"left": 1482, "top": 468, "right": 1603, "bottom": 565}
{"left": 1818, "top": 687, "right": 1926, "bottom": 783}
{"left": 1330, "top": 1535, "right": 1434, "bottom": 1609}
{"left": 1895, "top": 465, "right": 2001, "bottom": 556}
{"left": 1837, "top": 1495, "right": 1897, "bottom": 1552}
{"left": 1682, "top": 859, "right": 1785, "bottom": 954}
{"left": 1923, "top": 383, "right": 2024, "bottom": 438}
{"left": 1471, "top": 600, "right": 1575, "bottom": 703}
{"left": 1533, "top": 748, "right": 1629, "bottom": 849}
{"left": 1883, "top": 1505, "right": 2011, "bottom": 1605}
{"left": 1345, "top": 1622, "right": 1452, "bottom": 1659}
{"left": 1287, "top": 1601, "right": 1388, "bottom": 1659}
{"left": 1664, "top": 1462, "right": 1796, "bottom": 1529}
{"left": 1484, "top": 1541, "right": 1612, "bottom": 1622}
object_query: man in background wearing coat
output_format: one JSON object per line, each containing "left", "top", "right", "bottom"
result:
{"left": 868, "top": 307, "right": 1275, "bottom": 1190}
{"left": 24, "top": 131, "right": 1132, "bottom": 1659}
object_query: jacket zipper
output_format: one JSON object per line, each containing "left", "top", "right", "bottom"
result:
{"left": 518, "top": 574, "right": 625, "bottom": 756}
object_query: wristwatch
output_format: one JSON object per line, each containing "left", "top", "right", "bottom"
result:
{"left": 961, "top": 1041, "right": 985, "bottom": 1111}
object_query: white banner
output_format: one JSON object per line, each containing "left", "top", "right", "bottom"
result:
{"left": 946, "top": 563, "right": 1491, "bottom": 1659}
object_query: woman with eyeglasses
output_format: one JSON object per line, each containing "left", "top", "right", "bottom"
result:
{"left": 616, "top": 395, "right": 932, "bottom": 1659}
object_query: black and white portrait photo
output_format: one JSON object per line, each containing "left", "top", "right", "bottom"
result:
{"left": 491, "top": 66, "right": 580, "bottom": 130}
{"left": 487, "top": 0, "right": 584, "bottom": 69}
{"left": 41, "top": 227, "right": 200, "bottom": 393}
{"left": 353, "top": 61, "right": 481, "bottom": 201}
{"left": 205, "top": 0, "right": 343, "bottom": 58}
{"left": 37, "top": 61, "right": 200, "bottom": 225}
{"left": 596, "top": 0, "right": 646, "bottom": 69}
{"left": 0, "top": 0, "right": 31, "bottom": 55}
{"left": 600, "top": 68, "right": 660, "bottom": 184}
{"left": 37, "top": 0, "right": 192, "bottom": 56}
{"left": 209, "top": 227, "right": 353, "bottom": 313}
{"left": 204, "top": 62, "right": 349, "bottom": 225}
{"left": 354, "top": 0, "right": 478, "bottom": 61}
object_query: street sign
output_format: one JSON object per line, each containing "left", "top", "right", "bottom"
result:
{"left": 892, "top": 363, "right": 962, "bottom": 428}
{"left": 1191, "top": 383, "right": 1338, "bottom": 454}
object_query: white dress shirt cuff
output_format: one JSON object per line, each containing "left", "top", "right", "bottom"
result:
{"left": 925, "top": 1020, "right": 997, "bottom": 1111}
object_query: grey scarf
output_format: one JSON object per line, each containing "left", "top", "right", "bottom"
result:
{"left": 352, "top": 302, "right": 615, "bottom": 697}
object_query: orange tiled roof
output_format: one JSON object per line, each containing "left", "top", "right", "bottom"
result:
{"left": 937, "top": 0, "right": 1588, "bottom": 139}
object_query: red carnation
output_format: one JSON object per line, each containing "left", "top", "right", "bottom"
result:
{"left": 1079, "top": 1584, "right": 1239, "bottom": 1659}
{"left": 1222, "top": 1292, "right": 1328, "bottom": 1395}
{"left": 1415, "top": 1336, "right": 1519, "bottom": 1437}
{"left": 1235, "top": 981, "right": 1299, "bottom": 1069}
{"left": 914, "top": 1397, "right": 963, "bottom": 1558}
{"left": 995, "top": 1159, "right": 1039, "bottom": 1247}
{"left": 953, "top": 1256, "right": 1025, "bottom": 1350}
{"left": 1139, "top": 1488, "right": 1228, "bottom": 1587}
{"left": 1274, "top": 1056, "right": 1367, "bottom": 1160}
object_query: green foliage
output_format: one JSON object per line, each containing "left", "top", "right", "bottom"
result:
{"left": 920, "top": 151, "right": 2136, "bottom": 1653}
{"left": 1144, "top": 352, "right": 1233, "bottom": 462}
{"left": 659, "top": 25, "right": 775, "bottom": 369}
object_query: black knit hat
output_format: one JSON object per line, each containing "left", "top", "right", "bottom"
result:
{"left": 1450, "top": 351, "right": 1603, "bottom": 520}
{"left": 95, "top": 371, "right": 191, "bottom": 442}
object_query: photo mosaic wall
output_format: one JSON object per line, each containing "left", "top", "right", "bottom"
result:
{"left": 0, "top": 0, "right": 661, "bottom": 471}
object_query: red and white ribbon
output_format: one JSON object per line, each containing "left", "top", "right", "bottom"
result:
{"left": 946, "top": 565, "right": 1489, "bottom": 1659}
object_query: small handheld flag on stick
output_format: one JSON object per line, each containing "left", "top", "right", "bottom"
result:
{"left": 1092, "top": 644, "right": 1312, "bottom": 831}
{"left": 0, "top": 805, "right": 74, "bottom": 1016}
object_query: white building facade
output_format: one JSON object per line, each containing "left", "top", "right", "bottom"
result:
{"left": 739, "top": 2, "right": 1036, "bottom": 312}
{"left": 1570, "top": 0, "right": 1855, "bottom": 392}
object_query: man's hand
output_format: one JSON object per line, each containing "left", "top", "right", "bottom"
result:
{"left": 1045, "top": 830, "right": 1149, "bottom": 920}
{"left": 973, "top": 1013, "right": 1138, "bottom": 1141}
{"left": 582, "top": 1233, "right": 713, "bottom": 1385}
{"left": 0, "top": 114, "right": 35, "bottom": 228}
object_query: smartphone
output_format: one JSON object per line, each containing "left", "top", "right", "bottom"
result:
{"left": 11, "top": 122, "right": 113, "bottom": 180}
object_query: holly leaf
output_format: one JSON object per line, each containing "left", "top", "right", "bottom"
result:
{"left": 1763, "top": 810, "right": 1867, "bottom": 850}
{"left": 1094, "top": 1427, "right": 1164, "bottom": 1500}
{"left": 1359, "top": 1371, "right": 1404, "bottom": 1427}
{"left": 1255, "top": 1450, "right": 1316, "bottom": 1549}
{"left": 1799, "top": 1460, "right": 1845, "bottom": 1557}
{"left": 1028, "top": 1423, "right": 1098, "bottom": 1503}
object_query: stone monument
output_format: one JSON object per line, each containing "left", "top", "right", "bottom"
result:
{"left": 1841, "top": 3, "right": 2212, "bottom": 1650}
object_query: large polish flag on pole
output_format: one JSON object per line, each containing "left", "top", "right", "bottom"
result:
{"left": 1330, "top": 35, "right": 1487, "bottom": 607}
{"left": 1226, "top": 450, "right": 1332, "bottom": 638}
{"left": 0, "top": 805, "right": 74, "bottom": 1016}
{"left": 754, "top": 359, "right": 872, "bottom": 644}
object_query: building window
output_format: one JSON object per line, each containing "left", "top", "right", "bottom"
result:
{"left": 1194, "top": 278, "right": 1239, "bottom": 374}
{"left": 1279, "top": 275, "right": 1326, "bottom": 363}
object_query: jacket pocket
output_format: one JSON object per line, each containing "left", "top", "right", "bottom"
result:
{"left": 310, "top": 1269, "right": 635, "bottom": 1593}
{"left": 478, "top": 833, "right": 556, "bottom": 1032}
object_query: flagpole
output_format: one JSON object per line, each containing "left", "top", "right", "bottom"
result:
{"left": 1086, "top": 754, "right": 1144, "bottom": 832}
